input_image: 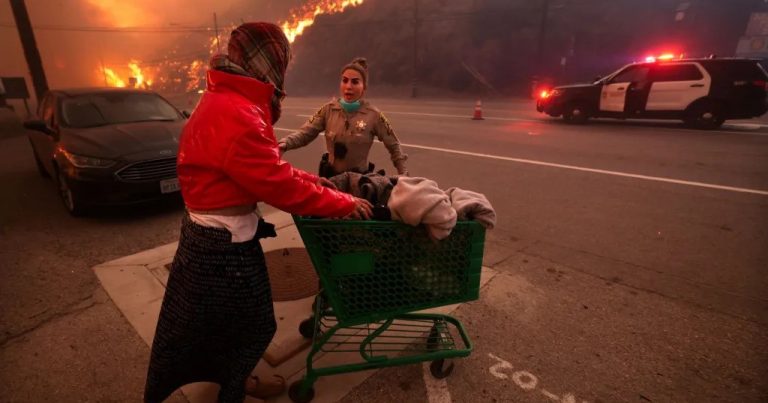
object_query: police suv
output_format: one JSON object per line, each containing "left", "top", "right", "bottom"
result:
{"left": 536, "top": 57, "right": 768, "bottom": 129}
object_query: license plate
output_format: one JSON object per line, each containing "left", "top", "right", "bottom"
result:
{"left": 160, "top": 178, "right": 180, "bottom": 194}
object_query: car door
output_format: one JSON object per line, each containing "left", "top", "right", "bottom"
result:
{"left": 600, "top": 65, "right": 652, "bottom": 113}
{"left": 645, "top": 63, "right": 709, "bottom": 111}
{"left": 38, "top": 94, "right": 59, "bottom": 173}
{"left": 27, "top": 94, "right": 55, "bottom": 173}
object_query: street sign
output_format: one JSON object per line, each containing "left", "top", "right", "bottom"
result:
{"left": 0, "top": 77, "right": 30, "bottom": 99}
{"left": 746, "top": 12, "right": 768, "bottom": 36}
{"left": 736, "top": 36, "right": 768, "bottom": 58}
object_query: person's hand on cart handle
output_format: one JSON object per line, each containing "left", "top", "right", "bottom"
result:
{"left": 318, "top": 177, "right": 337, "bottom": 190}
{"left": 345, "top": 198, "right": 373, "bottom": 220}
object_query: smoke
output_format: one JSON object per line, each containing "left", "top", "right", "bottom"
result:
{"left": 0, "top": 0, "right": 305, "bottom": 101}
{"left": 2, "top": 0, "right": 761, "bottom": 106}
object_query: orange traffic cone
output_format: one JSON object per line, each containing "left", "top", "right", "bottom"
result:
{"left": 472, "top": 99, "right": 484, "bottom": 120}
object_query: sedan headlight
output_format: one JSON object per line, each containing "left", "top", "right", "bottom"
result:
{"left": 59, "top": 149, "right": 116, "bottom": 168}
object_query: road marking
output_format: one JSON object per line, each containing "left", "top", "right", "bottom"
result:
{"left": 292, "top": 115, "right": 768, "bottom": 136}
{"left": 274, "top": 126, "right": 768, "bottom": 195}
{"left": 489, "top": 353, "right": 513, "bottom": 379}
{"left": 284, "top": 119, "right": 768, "bottom": 136}
{"left": 296, "top": 112, "right": 532, "bottom": 122}
{"left": 296, "top": 110, "right": 768, "bottom": 136}
{"left": 542, "top": 390, "right": 579, "bottom": 403}
{"left": 423, "top": 361, "right": 453, "bottom": 403}
{"left": 294, "top": 110, "right": 768, "bottom": 136}
{"left": 386, "top": 110, "right": 536, "bottom": 122}
{"left": 401, "top": 143, "right": 768, "bottom": 196}
{"left": 512, "top": 370, "right": 539, "bottom": 390}
{"left": 488, "top": 353, "right": 589, "bottom": 403}
{"left": 726, "top": 123, "right": 768, "bottom": 129}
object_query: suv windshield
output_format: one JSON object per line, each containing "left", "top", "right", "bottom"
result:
{"left": 61, "top": 92, "right": 180, "bottom": 128}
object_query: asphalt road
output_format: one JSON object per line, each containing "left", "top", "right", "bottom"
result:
{"left": 1, "top": 96, "right": 767, "bottom": 402}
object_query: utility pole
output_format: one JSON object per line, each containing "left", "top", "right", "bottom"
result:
{"left": 9, "top": 0, "right": 48, "bottom": 100}
{"left": 411, "top": 0, "right": 420, "bottom": 98}
{"left": 672, "top": 1, "right": 701, "bottom": 56}
{"left": 214, "top": 12, "right": 221, "bottom": 53}
{"left": 535, "top": 0, "right": 550, "bottom": 72}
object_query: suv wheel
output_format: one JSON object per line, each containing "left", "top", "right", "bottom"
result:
{"left": 56, "top": 167, "right": 85, "bottom": 216}
{"left": 563, "top": 102, "right": 590, "bottom": 124}
{"left": 684, "top": 102, "right": 725, "bottom": 130}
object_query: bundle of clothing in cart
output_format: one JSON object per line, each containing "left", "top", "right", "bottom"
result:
{"left": 329, "top": 172, "right": 496, "bottom": 240}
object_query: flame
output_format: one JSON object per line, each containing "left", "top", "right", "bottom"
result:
{"left": 92, "top": 0, "right": 366, "bottom": 91}
{"left": 100, "top": 60, "right": 153, "bottom": 89}
{"left": 102, "top": 67, "right": 126, "bottom": 87}
{"left": 128, "top": 61, "right": 152, "bottom": 87}
{"left": 186, "top": 60, "right": 205, "bottom": 92}
{"left": 280, "top": 0, "right": 365, "bottom": 43}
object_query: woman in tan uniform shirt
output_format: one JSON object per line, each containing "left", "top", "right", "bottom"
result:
{"left": 278, "top": 57, "right": 409, "bottom": 177}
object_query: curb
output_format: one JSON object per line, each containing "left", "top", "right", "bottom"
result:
{"left": 93, "top": 211, "right": 498, "bottom": 402}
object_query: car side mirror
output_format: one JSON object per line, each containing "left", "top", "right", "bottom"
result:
{"left": 182, "top": 110, "right": 191, "bottom": 118}
{"left": 23, "top": 119, "right": 53, "bottom": 135}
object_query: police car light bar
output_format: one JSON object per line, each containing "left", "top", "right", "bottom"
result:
{"left": 644, "top": 53, "right": 683, "bottom": 63}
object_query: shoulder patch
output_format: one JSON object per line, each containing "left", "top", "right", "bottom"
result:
{"left": 309, "top": 105, "right": 325, "bottom": 124}
{"left": 379, "top": 113, "right": 393, "bottom": 131}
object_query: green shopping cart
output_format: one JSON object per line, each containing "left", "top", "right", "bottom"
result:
{"left": 288, "top": 216, "right": 486, "bottom": 403}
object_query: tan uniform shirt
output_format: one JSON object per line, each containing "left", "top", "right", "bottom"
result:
{"left": 278, "top": 99, "right": 408, "bottom": 174}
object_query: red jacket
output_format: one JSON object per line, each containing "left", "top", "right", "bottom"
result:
{"left": 177, "top": 69, "right": 356, "bottom": 217}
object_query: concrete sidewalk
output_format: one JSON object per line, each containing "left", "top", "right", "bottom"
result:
{"left": 93, "top": 211, "right": 497, "bottom": 403}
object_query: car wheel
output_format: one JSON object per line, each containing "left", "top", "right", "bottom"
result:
{"left": 563, "top": 102, "right": 590, "bottom": 124}
{"left": 28, "top": 140, "right": 50, "bottom": 178}
{"left": 684, "top": 102, "right": 725, "bottom": 130}
{"left": 56, "top": 168, "right": 85, "bottom": 216}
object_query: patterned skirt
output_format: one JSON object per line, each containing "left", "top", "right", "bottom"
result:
{"left": 144, "top": 215, "right": 276, "bottom": 403}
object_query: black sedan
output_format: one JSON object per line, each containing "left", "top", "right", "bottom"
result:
{"left": 24, "top": 88, "right": 189, "bottom": 215}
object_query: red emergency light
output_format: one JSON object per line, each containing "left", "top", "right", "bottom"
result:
{"left": 644, "top": 53, "right": 684, "bottom": 63}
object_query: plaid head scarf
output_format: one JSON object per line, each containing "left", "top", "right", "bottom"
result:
{"left": 210, "top": 22, "right": 291, "bottom": 124}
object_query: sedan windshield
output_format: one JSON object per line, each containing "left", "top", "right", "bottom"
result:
{"left": 61, "top": 92, "right": 181, "bottom": 128}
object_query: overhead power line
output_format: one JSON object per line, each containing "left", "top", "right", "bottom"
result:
{"left": 0, "top": 23, "right": 213, "bottom": 33}
{"left": 0, "top": 9, "right": 519, "bottom": 34}
{"left": 139, "top": 53, "right": 210, "bottom": 67}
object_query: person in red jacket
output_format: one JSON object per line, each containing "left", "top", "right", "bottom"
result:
{"left": 144, "top": 22, "right": 372, "bottom": 403}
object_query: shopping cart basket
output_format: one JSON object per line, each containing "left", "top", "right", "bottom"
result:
{"left": 288, "top": 216, "right": 486, "bottom": 402}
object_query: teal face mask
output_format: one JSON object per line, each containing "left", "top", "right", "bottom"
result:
{"left": 339, "top": 98, "right": 361, "bottom": 113}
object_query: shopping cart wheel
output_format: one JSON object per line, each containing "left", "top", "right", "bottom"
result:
{"left": 430, "top": 358, "right": 454, "bottom": 379}
{"left": 299, "top": 316, "right": 317, "bottom": 339}
{"left": 288, "top": 380, "right": 315, "bottom": 403}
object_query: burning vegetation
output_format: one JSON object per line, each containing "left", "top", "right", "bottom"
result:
{"left": 97, "top": 0, "right": 365, "bottom": 92}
